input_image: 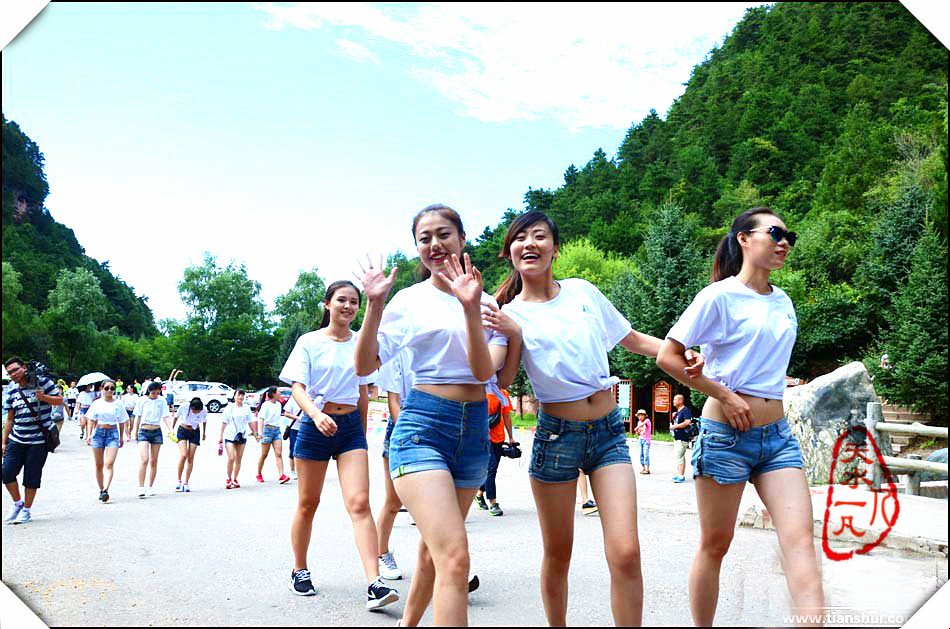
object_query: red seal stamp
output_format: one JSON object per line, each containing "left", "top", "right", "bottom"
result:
{"left": 822, "top": 425, "right": 900, "bottom": 561}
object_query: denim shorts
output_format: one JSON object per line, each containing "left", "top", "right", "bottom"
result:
{"left": 693, "top": 417, "right": 804, "bottom": 484}
{"left": 382, "top": 419, "right": 396, "bottom": 459}
{"left": 529, "top": 408, "right": 631, "bottom": 483}
{"left": 293, "top": 410, "right": 367, "bottom": 462}
{"left": 1, "top": 440, "right": 49, "bottom": 488}
{"left": 261, "top": 425, "right": 281, "bottom": 444}
{"left": 177, "top": 425, "right": 201, "bottom": 446}
{"left": 138, "top": 428, "right": 163, "bottom": 445}
{"left": 226, "top": 433, "right": 247, "bottom": 445}
{"left": 91, "top": 426, "right": 121, "bottom": 449}
{"left": 388, "top": 389, "right": 489, "bottom": 489}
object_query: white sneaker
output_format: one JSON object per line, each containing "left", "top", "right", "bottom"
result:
{"left": 14, "top": 508, "right": 32, "bottom": 524}
{"left": 138, "top": 487, "right": 146, "bottom": 498}
{"left": 145, "top": 487, "right": 156, "bottom": 497}
{"left": 290, "top": 472, "right": 297, "bottom": 481}
{"left": 378, "top": 552, "right": 402, "bottom": 580}
{"left": 5, "top": 502, "right": 24, "bottom": 523}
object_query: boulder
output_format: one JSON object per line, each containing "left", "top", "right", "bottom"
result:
{"left": 784, "top": 362, "right": 890, "bottom": 485}
{"left": 921, "top": 448, "right": 948, "bottom": 482}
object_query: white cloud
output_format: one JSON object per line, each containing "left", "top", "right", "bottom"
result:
{"left": 335, "top": 39, "right": 382, "bottom": 65}
{"left": 251, "top": 2, "right": 761, "bottom": 131}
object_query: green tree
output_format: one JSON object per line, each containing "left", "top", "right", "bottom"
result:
{"left": 869, "top": 224, "right": 948, "bottom": 421}
{"left": 42, "top": 268, "right": 109, "bottom": 374}
{"left": 274, "top": 268, "right": 327, "bottom": 329}
{"left": 552, "top": 238, "right": 630, "bottom": 290}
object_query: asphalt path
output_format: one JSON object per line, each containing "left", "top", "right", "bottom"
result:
{"left": 1, "top": 415, "right": 944, "bottom": 626}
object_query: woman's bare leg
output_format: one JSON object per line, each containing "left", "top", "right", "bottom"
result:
{"left": 531, "top": 478, "right": 577, "bottom": 626}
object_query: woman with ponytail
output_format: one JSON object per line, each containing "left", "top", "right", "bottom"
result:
{"left": 255, "top": 386, "right": 289, "bottom": 484}
{"left": 657, "top": 208, "right": 823, "bottom": 625}
{"left": 280, "top": 281, "right": 398, "bottom": 610}
{"left": 489, "top": 211, "right": 703, "bottom": 626}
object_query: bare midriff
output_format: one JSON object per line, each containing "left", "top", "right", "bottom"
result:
{"left": 540, "top": 388, "right": 616, "bottom": 421}
{"left": 702, "top": 393, "right": 785, "bottom": 426}
{"left": 415, "top": 383, "right": 487, "bottom": 403}
{"left": 322, "top": 402, "right": 358, "bottom": 415}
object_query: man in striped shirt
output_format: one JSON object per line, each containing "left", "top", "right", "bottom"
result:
{"left": 3, "top": 356, "right": 62, "bottom": 524}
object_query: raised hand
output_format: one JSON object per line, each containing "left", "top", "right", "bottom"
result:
{"left": 355, "top": 254, "right": 397, "bottom": 303}
{"left": 438, "top": 253, "right": 483, "bottom": 309}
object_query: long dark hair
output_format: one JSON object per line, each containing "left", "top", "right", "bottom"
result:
{"left": 412, "top": 204, "right": 466, "bottom": 281}
{"left": 318, "top": 281, "right": 362, "bottom": 329}
{"left": 711, "top": 207, "right": 780, "bottom": 283}
{"left": 495, "top": 211, "right": 561, "bottom": 306}
{"left": 256, "top": 386, "right": 277, "bottom": 413}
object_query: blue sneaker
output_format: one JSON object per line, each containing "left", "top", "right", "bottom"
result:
{"left": 673, "top": 475, "right": 686, "bottom": 483}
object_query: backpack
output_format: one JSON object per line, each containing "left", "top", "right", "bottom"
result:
{"left": 686, "top": 416, "right": 700, "bottom": 441}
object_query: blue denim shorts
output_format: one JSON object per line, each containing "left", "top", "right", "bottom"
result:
{"left": 388, "top": 389, "right": 489, "bottom": 489}
{"left": 91, "top": 426, "right": 121, "bottom": 449}
{"left": 382, "top": 419, "right": 396, "bottom": 459}
{"left": 293, "top": 410, "right": 367, "bottom": 462}
{"left": 693, "top": 417, "right": 804, "bottom": 484}
{"left": 529, "top": 408, "right": 631, "bottom": 483}
{"left": 138, "top": 428, "right": 163, "bottom": 445}
{"left": 226, "top": 433, "right": 247, "bottom": 446}
{"left": 177, "top": 425, "right": 201, "bottom": 446}
{"left": 261, "top": 425, "right": 281, "bottom": 444}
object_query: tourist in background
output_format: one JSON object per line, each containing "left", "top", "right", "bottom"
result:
{"left": 173, "top": 397, "right": 206, "bottom": 492}
{"left": 86, "top": 379, "right": 129, "bottom": 503}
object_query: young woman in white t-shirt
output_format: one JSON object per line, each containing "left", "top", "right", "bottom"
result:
{"left": 280, "top": 280, "right": 399, "bottom": 608}
{"left": 218, "top": 390, "right": 260, "bottom": 489}
{"left": 121, "top": 384, "right": 140, "bottom": 441}
{"left": 74, "top": 385, "right": 96, "bottom": 440}
{"left": 488, "top": 211, "right": 703, "bottom": 626}
{"left": 173, "top": 397, "right": 207, "bottom": 492}
{"left": 85, "top": 380, "right": 130, "bottom": 503}
{"left": 657, "top": 207, "right": 823, "bottom": 625}
{"left": 255, "top": 387, "right": 289, "bottom": 484}
{"left": 355, "top": 205, "right": 513, "bottom": 626}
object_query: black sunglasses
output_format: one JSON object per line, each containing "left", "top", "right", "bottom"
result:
{"left": 747, "top": 225, "right": 796, "bottom": 247}
{"left": 103, "top": 386, "right": 116, "bottom": 391}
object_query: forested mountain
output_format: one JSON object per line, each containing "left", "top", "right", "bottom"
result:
{"left": 3, "top": 113, "right": 157, "bottom": 370}
{"left": 2, "top": 3, "right": 945, "bottom": 418}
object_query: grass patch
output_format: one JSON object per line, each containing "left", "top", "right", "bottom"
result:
{"left": 512, "top": 413, "right": 537, "bottom": 429}
{"left": 651, "top": 432, "right": 673, "bottom": 442}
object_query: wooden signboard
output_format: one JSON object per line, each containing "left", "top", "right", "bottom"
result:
{"left": 652, "top": 380, "right": 671, "bottom": 414}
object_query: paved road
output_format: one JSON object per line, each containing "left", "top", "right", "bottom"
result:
{"left": 2, "top": 416, "right": 945, "bottom": 626}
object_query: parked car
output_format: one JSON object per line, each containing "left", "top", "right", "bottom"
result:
{"left": 172, "top": 381, "right": 233, "bottom": 413}
{"left": 245, "top": 386, "right": 293, "bottom": 410}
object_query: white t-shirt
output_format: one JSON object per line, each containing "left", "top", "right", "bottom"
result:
{"left": 284, "top": 397, "right": 302, "bottom": 432}
{"left": 221, "top": 403, "right": 255, "bottom": 441}
{"left": 279, "top": 330, "right": 371, "bottom": 411}
{"left": 122, "top": 392, "right": 140, "bottom": 411}
{"left": 177, "top": 407, "right": 207, "bottom": 429}
{"left": 376, "top": 281, "right": 508, "bottom": 386}
{"left": 135, "top": 396, "right": 171, "bottom": 426}
{"left": 376, "top": 348, "right": 415, "bottom": 401}
{"left": 501, "top": 278, "right": 633, "bottom": 404}
{"left": 77, "top": 391, "right": 95, "bottom": 408}
{"left": 87, "top": 398, "right": 130, "bottom": 426}
{"left": 258, "top": 400, "right": 282, "bottom": 427}
{"left": 66, "top": 387, "right": 79, "bottom": 400}
{"left": 666, "top": 276, "right": 797, "bottom": 400}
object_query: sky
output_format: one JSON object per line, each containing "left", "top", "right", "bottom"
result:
{"left": 3, "top": 2, "right": 772, "bottom": 324}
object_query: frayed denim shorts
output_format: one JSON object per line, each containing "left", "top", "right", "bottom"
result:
{"left": 91, "top": 426, "right": 121, "bottom": 449}
{"left": 692, "top": 417, "right": 803, "bottom": 484}
{"left": 529, "top": 408, "right": 631, "bottom": 483}
{"left": 294, "top": 410, "right": 367, "bottom": 462}
{"left": 382, "top": 419, "right": 396, "bottom": 459}
{"left": 388, "top": 389, "right": 489, "bottom": 489}
{"left": 261, "top": 425, "right": 281, "bottom": 445}
{"left": 137, "top": 428, "right": 163, "bottom": 445}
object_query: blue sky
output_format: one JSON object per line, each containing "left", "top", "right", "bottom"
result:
{"left": 3, "top": 2, "right": 767, "bottom": 323}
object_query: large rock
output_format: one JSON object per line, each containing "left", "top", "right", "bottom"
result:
{"left": 784, "top": 362, "right": 890, "bottom": 485}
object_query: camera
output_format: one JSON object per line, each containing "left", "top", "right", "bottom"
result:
{"left": 500, "top": 441, "right": 522, "bottom": 459}
{"left": 25, "top": 360, "right": 53, "bottom": 389}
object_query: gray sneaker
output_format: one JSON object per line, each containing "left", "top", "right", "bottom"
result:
{"left": 5, "top": 502, "right": 24, "bottom": 524}
{"left": 489, "top": 503, "right": 503, "bottom": 517}
{"left": 14, "top": 508, "right": 32, "bottom": 524}
{"left": 378, "top": 552, "right": 402, "bottom": 580}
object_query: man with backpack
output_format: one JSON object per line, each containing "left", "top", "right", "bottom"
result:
{"left": 670, "top": 393, "right": 697, "bottom": 483}
{"left": 474, "top": 387, "right": 516, "bottom": 516}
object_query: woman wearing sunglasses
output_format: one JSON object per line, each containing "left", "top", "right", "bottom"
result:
{"left": 657, "top": 207, "right": 823, "bottom": 625}
{"left": 85, "top": 380, "right": 130, "bottom": 502}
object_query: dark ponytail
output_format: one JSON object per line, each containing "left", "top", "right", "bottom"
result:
{"left": 256, "top": 386, "right": 278, "bottom": 413}
{"left": 411, "top": 204, "right": 466, "bottom": 281}
{"left": 495, "top": 211, "right": 560, "bottom": 306}
{"left": 711, "top": 207, "right": 780, "bottom": 283}
{"left": 319, "top": 281, "right": 362, "bottom": 329}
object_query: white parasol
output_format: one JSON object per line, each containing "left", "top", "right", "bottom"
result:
{"left": 76, "top": 372, "right": 111, "bottom": 387}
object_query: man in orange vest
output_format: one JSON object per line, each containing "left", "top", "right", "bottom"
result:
{"left": 474, "top": 388, "right": 516, "bottom": 516}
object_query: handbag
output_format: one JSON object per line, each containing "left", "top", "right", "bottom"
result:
{"left": 18, "top": 389, "right": 61, "bottom": 453}
{"left": 283, "top": 418, "right": 297, "bottom": 440}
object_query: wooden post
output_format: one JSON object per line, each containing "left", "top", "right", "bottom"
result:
{"left": 865, "top": 402, "right": 883, "bottom": 491}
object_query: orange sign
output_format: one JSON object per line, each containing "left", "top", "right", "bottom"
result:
{"left": 653, "top": 381, "right": 671, "bottom": 413}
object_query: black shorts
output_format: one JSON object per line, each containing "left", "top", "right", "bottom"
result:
{"left": 177, "top": 425, "right": 201, "bottom": 446}
{"left": 2, "top": 440, "right": 49, "bottom": 489}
